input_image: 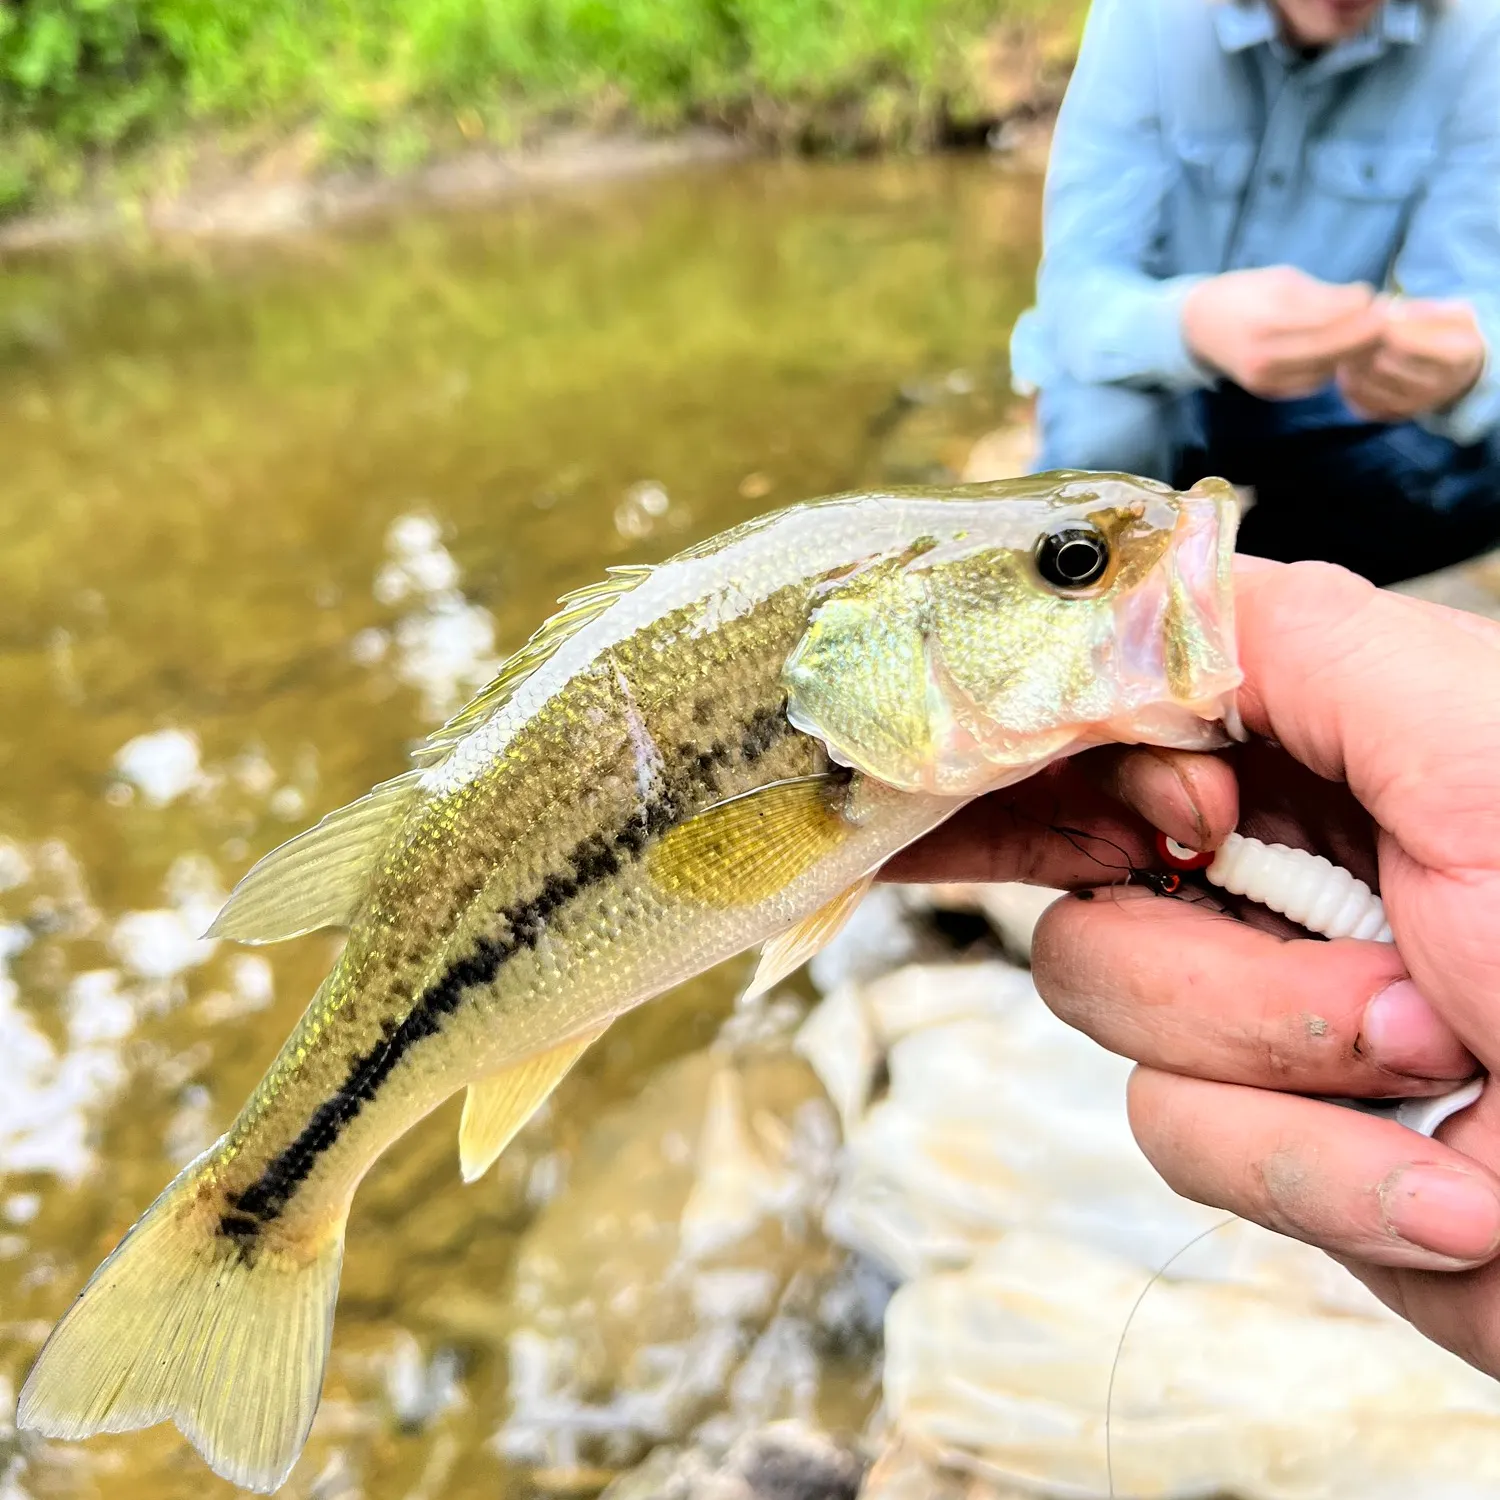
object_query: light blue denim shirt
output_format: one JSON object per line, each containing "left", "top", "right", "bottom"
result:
{"left": 1010, "top": 0, "right": 1500, "bottom": 446}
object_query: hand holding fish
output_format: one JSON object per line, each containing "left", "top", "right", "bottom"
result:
{"left": 934, "top": 560, "right": 1500, "bottom": 1379}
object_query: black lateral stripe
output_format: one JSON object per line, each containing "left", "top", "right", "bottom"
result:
{"left": 219, "top": 710, "right": 797, "bottom": 1239}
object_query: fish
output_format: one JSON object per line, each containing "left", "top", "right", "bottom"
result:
{"left": 17, "top": 471, "right": 1243, "bottom": 1492}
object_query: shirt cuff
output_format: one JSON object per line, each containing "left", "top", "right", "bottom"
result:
{"left": 1129, "top": 274, "right": 1219, "bottom": 393}
{"left": 1052, "top": 272, "right": 1219, "bottom": 394}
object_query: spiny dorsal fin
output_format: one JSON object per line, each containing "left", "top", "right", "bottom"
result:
{"left": 410, "top": 565, "right": 653, "bottom": 769}
{"left": 205, "top": 771, "right": 422, "bottom": 944}
{"left": 459, "top": 1026, "right": 606, "bottom": 1182}
{"left": 744, "top": 874, "right": 873, "bottom": 1000}
{"left": 207, "top": 566, "right": 653, "bottom": 947}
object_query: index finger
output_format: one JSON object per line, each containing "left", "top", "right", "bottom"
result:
{"left": 877, "top": 748, "right": 1237, "bottom": 888}
{"left": 1269, "top": 304, "right": 1387, "bottom": 364}
{"left": 1231, "top": 561, "right": 1500, "bottom": 873}
{"left": 1232, "top": 562, "right": 1500, "bottom": 1070}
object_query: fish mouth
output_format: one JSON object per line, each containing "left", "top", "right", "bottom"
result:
{"left": 1172, "top": 475, "right": 1245, "bottom": 737}
{"left": 1111, "top": 476, "right": 1245, "bottom": 749}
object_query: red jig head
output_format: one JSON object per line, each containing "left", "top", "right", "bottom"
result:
{"left": 1154, "top": 830, "right": 1215, "bottom": 872}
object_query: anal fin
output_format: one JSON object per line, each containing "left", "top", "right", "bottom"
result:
{"left": 744, "top": 875, "right": 873, "bottom": 1000}
{"left": 459, "top": 1027, "right": 606, "bottom": 1182}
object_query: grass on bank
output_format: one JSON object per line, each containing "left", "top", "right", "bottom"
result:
{"left": 0, "top": 0, "right": 1082, "bottom": 216}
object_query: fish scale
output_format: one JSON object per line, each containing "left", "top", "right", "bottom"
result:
{"left": 17, "top": 473, "right": 1243, "bottom": 1493}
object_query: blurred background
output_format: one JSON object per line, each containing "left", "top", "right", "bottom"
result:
{"left": 4, "top": 4, "right": 1500, "bottom": 1499}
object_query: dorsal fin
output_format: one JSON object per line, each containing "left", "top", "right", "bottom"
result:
{"left": 208, "top": 565, "right": 653, "bottom": 947}
{"left": 409, "top": 565, "right": 653, "bottom": 768}
{"left": 205, "top": 772, "right": 424, "bottom": 944}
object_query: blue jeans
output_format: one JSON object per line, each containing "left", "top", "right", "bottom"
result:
{"left": 1035, "top": 379, "right": 1500, "bottom": 586}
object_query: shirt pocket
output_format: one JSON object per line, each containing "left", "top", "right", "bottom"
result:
{"left": 1172, "top": 134, "right": 1257, "bottom": 197}
{"left": 1307, "top": 142, "right": 1435, "bottom": 202}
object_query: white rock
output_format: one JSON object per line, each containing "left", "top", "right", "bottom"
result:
{"left": 807, "top": 885, "right": 926, "bottom": 994}
{"left": 495, "top": 1038, "right": 844, "bottom": 1478}
{"left": 972, "top": 883, "right": 1064, "bottom": 963}
{"left": 384, "top": 1330, "right": 463, "bottom": 1430}
{"left": 2, "top": 1193, "right": 39, "bottom": 1225}
{"left": 387, "top": 512, "right": 444, "bottom": 558}
{"left": 393, "top": 594, "right": 498, "bottom": 721}
{"left": 793, "top": 982, "right": 880, "bottom": 1135}
{"left": 680, "top": 1067, "right": 805, "bottom": 1262}
{"left": 797, "top": 959, "right": 1500, "bottom": 1497}
{"left": 882, "top": 1232, "right": 1500, "bottom": 1500}
{"left": 229, "top": 953, "right": 274, "bottom": 1008}
{"left": 0, "top": 963, "right": 127, "bottom": 1181}
{"left": 0, "top": 924, "right": 31, "bottom": 965}
{"left": 0, "top": 842, "right": 30, "bottom": 893}
{"left": 349, "top": 626, "right": 390, "bottom": 665}
{"left": 109, "top": 909, "right": 217, "bottom": 980}
{"left": 817, "top": 962, "right": 1364, "bottom": 1301}
{"left": 112, "top": 729, "right": 202, "bottom": 806}
{"left": 269, "top": 784, "right": 307, "bottom": 821}
{"left": 65, "top": 969, "right": 136, "bottom": 1045}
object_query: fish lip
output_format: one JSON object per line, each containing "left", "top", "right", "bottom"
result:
{"left": 1172, "top": 476, "right": 1246, "bottom": 737}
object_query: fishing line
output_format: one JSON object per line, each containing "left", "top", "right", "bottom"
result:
{"left": 1103, "top": 832, "right": 1484, "bottom": 1498}
{"left": 1036, "top": 815, "right": 1221, "bottom": 908}
{"left": 1104, "top": 1216, "right": 1238, "bottom": 1500}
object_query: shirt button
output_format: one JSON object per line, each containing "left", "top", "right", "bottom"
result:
{"left": 1266, "top": 169, "right": 1287, "bottom": 188}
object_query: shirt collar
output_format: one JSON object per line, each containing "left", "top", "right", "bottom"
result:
{"left": 1212, "top": 1, "right": 1427, "bottom": 58}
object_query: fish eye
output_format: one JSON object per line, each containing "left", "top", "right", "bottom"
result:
{"left": 1035, "top": 523, "right": 1110, "bottom": 591}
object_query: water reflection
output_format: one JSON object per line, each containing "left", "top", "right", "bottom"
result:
{"left": 0, "top": 157, "right": 1034, "bottom": 1497}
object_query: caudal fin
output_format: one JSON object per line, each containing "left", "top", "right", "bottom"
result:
{"left": 17, "top": 1161, "right": 344, "bottom": 1493}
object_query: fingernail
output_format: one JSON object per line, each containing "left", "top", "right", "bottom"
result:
{"left": 1362, "top": 980, "right": 1477, "bottom": 1079}
{"left": 1380, "top": 1164, "right": 1500, "bottom": 1261}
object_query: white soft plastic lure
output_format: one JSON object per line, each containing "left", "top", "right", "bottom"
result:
{"left": 1161, "top": 832, "right": 1484, "bottom": 1136}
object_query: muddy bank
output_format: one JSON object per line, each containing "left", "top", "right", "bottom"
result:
{"left": 0, "top": 130, "right": 754, "bottom": 255}
{"left": 0, "top": 11, "right": 1070, "bottom": 258}
{"left": 0, "top": 117, "right": 1067, "bottom": 256}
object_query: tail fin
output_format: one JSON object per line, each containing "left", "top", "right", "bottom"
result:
{"left": 17, "top": 1160, "right": 345, "bottom": 1494}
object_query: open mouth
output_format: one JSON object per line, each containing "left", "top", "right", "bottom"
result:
{"left": 1109, "top": 476, "right": 1244, "bottom": 747}
{"left": 1172, "top": 475, "right": 1244, "bottom": 734}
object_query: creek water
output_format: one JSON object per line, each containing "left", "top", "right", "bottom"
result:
{"left": 0, "top": 155, "right": 1042, "bottom": 1499}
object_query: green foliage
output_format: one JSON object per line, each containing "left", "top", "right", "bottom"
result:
{"left": 0, "top": 0, "right": 1067, "bottom": 210}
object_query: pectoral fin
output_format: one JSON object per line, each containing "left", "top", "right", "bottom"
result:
{"left": 459, "top": 1027, "right": 606, "bottom": 1182}
{"left": 647, "top": 774, "right": 852, "bottom": 908}
{"left": 745, "top": 875, "right": 873, "bottom": 999}
{"left": 206, "top": 772, "right": 422, "bottom": 944}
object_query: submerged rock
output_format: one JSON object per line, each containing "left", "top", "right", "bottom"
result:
{"left": 494, "top": 1008, "right": 858, "bottom": 1485}
{"left": 601, "top": 1420, "right": 865, "bottom": 1500}
{"left": 863, "top": 368, "right": 1015, "bottom": 489}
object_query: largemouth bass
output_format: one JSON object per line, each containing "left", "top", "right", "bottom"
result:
{"left": 18, "top": 473, "right": 1242, "bottom": 1491}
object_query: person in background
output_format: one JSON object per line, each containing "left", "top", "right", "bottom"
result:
{"left": 1011, "top": 0, "right": 1500, "bottom": 585}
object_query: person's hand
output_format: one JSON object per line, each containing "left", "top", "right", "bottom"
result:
{"left": 1337, "top": 297, "right": 1488, "bottom": 422}
{"left": 1181, "top": 266, "right": 1387, "bottom": 399}
{"left": 884, "top": 560, "right": 1500, "bottom": 1382}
